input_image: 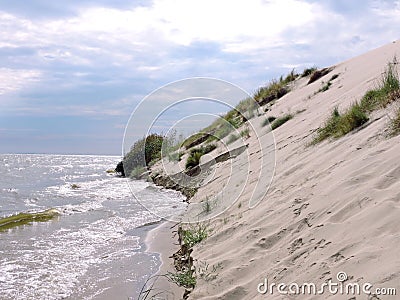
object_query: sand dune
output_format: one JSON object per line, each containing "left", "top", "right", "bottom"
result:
{"left": 150, "top": 40, "right": 400, "bottom": 299}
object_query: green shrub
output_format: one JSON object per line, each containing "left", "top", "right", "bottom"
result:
{"left": 185, "top": 144, "right": 217, "bottom": 169}
{"left": 167, "top": 270, "right": 196, "bottom": 288}
{"left": 271, "top": 114, "right": 294, "bottom": 130}
{"left": 185, "top": 151, "right": 203, "bottom": 169}
{"left": 337, "top": 103, "right": 369, "bottom": 136}
{"left": 122, "top": 134, "right": 164, "bottom": 177}
{"left": 182, "top": 223, "right": 208, "bottom": 248}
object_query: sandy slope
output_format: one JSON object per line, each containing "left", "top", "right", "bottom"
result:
{"left": 180, "top": 41, "right": 400, "bottom": 299}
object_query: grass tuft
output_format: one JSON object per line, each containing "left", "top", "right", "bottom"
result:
{"left": 202, "top": 197, "right": 212, "bottom": 214}
{"left": 185, "top": 151, "right": 203, "bottom": 169}
{"left": 185, "top": 144, "right": 217, "bottom": 169}
{"left": 312, "top": 104, "right": 369, "bottom": 144}
{"left": 301, "top": 66, "right": 318, "bottom": 77}
{"left": 182, "top": 223, "right": 208, "bottom": 248}
{"left": 167, "top": 270, "right": 196, "bottom": 288}
{"left": 271, "top": 114, "right": 294, "bottom": 130}
{"left": 313, "top": 58, "right": 400, "bottom": 144}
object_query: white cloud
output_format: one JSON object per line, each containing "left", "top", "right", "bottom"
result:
{"left": 0, "top": 1, "right": 318, "bottom": 57}
{"left": 0, "top": 68, "right": 41, "bottom": 95}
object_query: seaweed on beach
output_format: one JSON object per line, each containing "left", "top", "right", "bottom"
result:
{"left": 0, "top": 209, "right": 59, "bottom": 231}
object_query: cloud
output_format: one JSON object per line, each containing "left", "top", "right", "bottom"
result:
{"left": 1, "top": 0, "right": 400, "bottom": 154}
{"left": 0, "top": 68, "right": 41, "bottom": 95}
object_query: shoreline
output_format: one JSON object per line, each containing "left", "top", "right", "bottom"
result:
{"left": 144, "top": 220, "right": 184, "bottom": 299}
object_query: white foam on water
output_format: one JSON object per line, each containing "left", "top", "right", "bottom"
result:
{"left": 0, "top": 215, "right": 144, "bottom": 300}
{"left": 0, "top": 154, "right": 187, "bottom": 299}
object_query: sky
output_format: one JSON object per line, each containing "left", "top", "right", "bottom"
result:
{"left": 0, "top": 0, "right": 399, "bottom": 155}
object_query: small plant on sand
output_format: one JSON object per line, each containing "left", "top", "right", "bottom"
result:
{"left": 182, "top": 223, "right": 208, "bottom": 248}
{"left": 271, "top": 114, "right": 294, "bottom": 130}
{"left": 167, "top": 269, "right": 196, "bottom": 288}
{"left": 319, "top": 81, "right": 332, "bottom": 92}
{"left": 197, "top": 261, "right": 223, "bottom": 282}
{"left": 317, "top": 74, "right": 338, "bottom": 93}
{"left": 202, "top": 197, "right": 212, "bottom": 214}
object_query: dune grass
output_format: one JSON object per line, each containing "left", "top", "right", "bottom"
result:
{"left": 185, "top": 144, "right": 217, "bottom": 169}
{"left": 312, "top": 105, "right": 369, "bottom": 144}
{"left": 0, "top": 209, "right": 59, "bottom": 231}
{"left": 313, "top": 59, "right": 400, "bottom": 144}
{"left": 270, "top": 114, "right": 294, "bottom": 130}
{"left": 301, "top": 66, "right": 318, "bottom": 77}
{"left": 182, "top": 223, "right": 208, "bottom": 248}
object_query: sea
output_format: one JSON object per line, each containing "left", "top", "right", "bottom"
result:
{"left": 0, "top": 154, "right": 187, "bottom": 300}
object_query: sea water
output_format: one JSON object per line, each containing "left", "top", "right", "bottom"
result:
{"left": 0, "top": 154, "right": 186, "bottom": 300}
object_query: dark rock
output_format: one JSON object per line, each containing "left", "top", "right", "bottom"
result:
{"left": 115, "top": 161, "right": 125, "bottom": 177}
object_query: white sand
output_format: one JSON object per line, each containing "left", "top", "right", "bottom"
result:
{"left": 153, "top": 40, "right": 400, "bottom": 299}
